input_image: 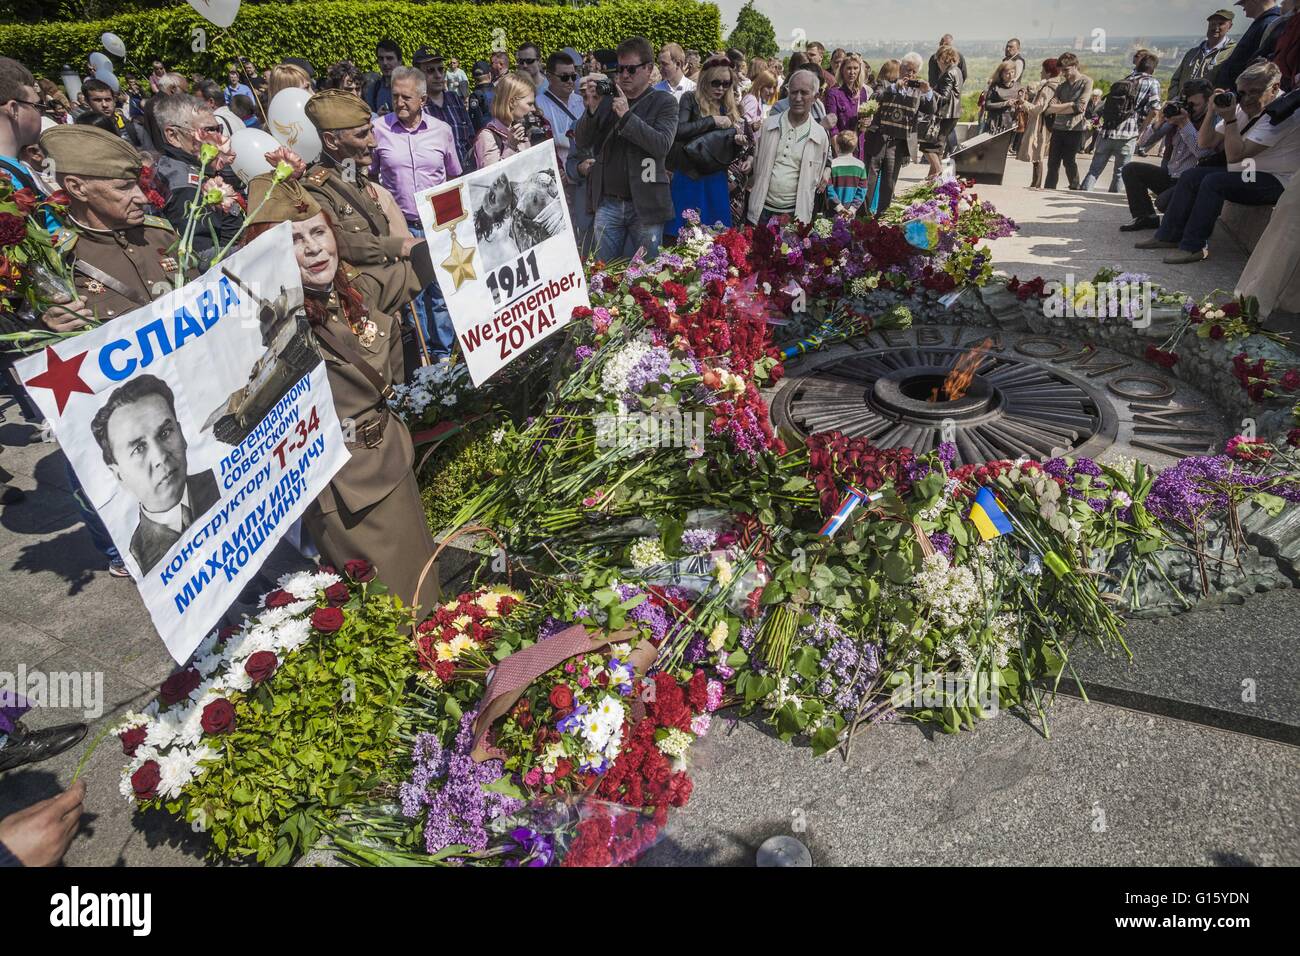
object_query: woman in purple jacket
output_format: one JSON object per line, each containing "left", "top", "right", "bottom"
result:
{"left": 825, "top": 54, "right": 873, "bottom": 160}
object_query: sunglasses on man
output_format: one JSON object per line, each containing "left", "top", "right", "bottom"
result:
{"left": 615, "top": 62, "right": 649, "bottom": 76}
{"left": 518, "top": 57, "right": 539, "bottom": 66}
{"left": 552, "top": 72, "right": 577, "bottom": 82}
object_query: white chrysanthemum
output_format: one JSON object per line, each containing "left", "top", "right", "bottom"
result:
{"left": 435, "top": 642, "right": 456, "bottom": 662}
{"left": 193, "top": 630, "right": 222, "bottom": 660}
{"left": 158, "top": 749, "right": 200, "bottom": 799}
{"left": 145, "top": 709, "right": 182, "bottom": 750}
{"left": 193, "top": 651, "right": 224, "bottom": 678}
{"left": 594, "top": 695, "right": 624, "bottom": 728}
{"left": 278, "top": 571, "right": 318, "bottom": 601}
{"left": 273, "top": 618, "right": 311, "bottom": 655}
{"left": 223, "top": 667, "right": 254, "bottom": 694}
{"left": 254, "top": 605, "right": 299, "bottom": 629}
{"left": 448, "top": 634, "right": 474, "bottom": 659}
{"left": 224, "top": 626, "right": 276, "bottom": 665}
{"left": 117, "top": 711, "right": 151, "bottom": 732}
{"left": 309, "top": 570, "right": 341, "bottom": 591}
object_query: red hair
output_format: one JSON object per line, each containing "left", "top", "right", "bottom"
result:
{"left": 1042, "top": 58, "right": 1061, "bottom": 78}
{"left": 241, "top": 210, "right": 368, "bottom": 327}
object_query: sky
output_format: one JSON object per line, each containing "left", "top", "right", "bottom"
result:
{"left": 713, "top": 0, "right": 1240, "bottom": 45}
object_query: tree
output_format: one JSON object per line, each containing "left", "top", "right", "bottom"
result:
{"left": 726, "top": 1, "right": 778, "bottom": 59}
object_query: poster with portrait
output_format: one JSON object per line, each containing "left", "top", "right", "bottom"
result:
{"left": 413, "top": 140, "right": 591, "bottom": 386}
{"left": 17, "top": 225, "right": 349, "bottom": 664}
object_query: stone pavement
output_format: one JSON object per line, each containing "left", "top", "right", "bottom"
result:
{"left": 1, "top": 158, "right": 1296, "bottom": 867}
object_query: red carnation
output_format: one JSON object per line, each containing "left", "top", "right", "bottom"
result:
{"left": 200, "top": 698, "right": 236, "bottom": 735}
{"left": 130, "top": 760, "right": 161, "bottom": 800}
{"left": 119, "top": 725, "right": 147, "bottom": 757}
{"left": 0, "top": 212, "right": 26, "bottom": 248}
{"left": 324, "top": 581, "right": 350, "bottom": 606}
{"left": 264, "top": 589, "right": 295, "bottom": 608}
{"left": 158, "top": 667, "right": 201, "bottom": 707}
{"left": 311, "top": 606, "right": 344, "bottom": 633}
{"left": 1209, "top": 324, "right": 1225, "bottom": 340}
{"left": 1281, "top": 369, "right": 1300, "bottom": 392}
{"left": 1222, "top": 301, "right": 1241, "bottom": 318}
{"left": 343, "top": 559, "right": 375, "bottom": 582}
{"left": 434, "top": 660, "right": 456, "bottom": 683}
{"left": 549, "top": 684, "right": 574, "bottom": 713}
{"left": 244, "top": 650, "right": 278, "bottom": 685}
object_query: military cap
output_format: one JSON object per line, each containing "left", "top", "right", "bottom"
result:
{"left": 1208, "top": 8, "right": 1234, "bottom": 20}
{"left": 245, "top": 173, "right": 322, "bottom": 226}
{"left": 304, "top": 89, "right": 372, "bottom": 131}
{"left": 412, "top": 47, "right": 444, "bottom": 65}
{"left": 39, "top": 124, "right": 142, "bottom": 179}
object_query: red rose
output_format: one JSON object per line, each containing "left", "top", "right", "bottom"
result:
{"left": 119, "top": 725, "right": 147, "bottom": 757}
{"left": 0, "top": 212, "right": 26, "bottom": 248}
{"left": 11, "top": 188, "right": 37, "bottom": 214}
{"left": 1222, "top": 301, "right": 1241, "bottom": 318}
{"left": 324, "top": 581, "right": 350, "bottom": 606}
{"left": 434, "top": 660, "right": 456, "bottom": 682}
{"left": 200, "top": 698, "right": 236, "bottom": 735}
{"left": 549, "top": 685, "right": 574, "bottom": 712}
{"left": 311, "top": 607, "right": 344, "bottom": 633}
{"left": 264, "top": 589, "right": 295, "bottom": 608}
{"left": 158, "top": 667, "right": 201, "bottom": 707}
{"left": 344, "top": 559, "right": 375, "bottom": 582}
{"left": 1209, "top": 324, "right": 1225, "bottom": 340}
{"left": 554, "top": 758, "right": 572, "bottom": 779}
{"left": 244, "top": 650, "right": 278, "bottom": 685}
{"left": 131, "top": 760, "right": 161, "bottom": 800}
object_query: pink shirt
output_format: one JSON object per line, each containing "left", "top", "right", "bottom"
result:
{"left": 370, "top": 112, "right": 463, "bottom": 223}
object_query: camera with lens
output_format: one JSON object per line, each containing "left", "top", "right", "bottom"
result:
{"left": 1214, "top": 90, "right": 1236, "bottom": 109}
{"left": 521, "top": 111, "right": 550, "bottom": 145}
{"left": 592, "top": 73, "right": 615, "bottom": 96}
{"left": 1163, "top": 100, "right": 1186, "bottom": 119}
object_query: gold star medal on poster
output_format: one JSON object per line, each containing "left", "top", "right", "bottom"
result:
{"left": 424, "top": 184, "right": 476, "bottom": 290}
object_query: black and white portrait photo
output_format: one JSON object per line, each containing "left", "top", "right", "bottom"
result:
{"left": 472, "top": 158, "right": 566, "bottom": 272}
{"left": 90, "top": 374, "right": 220, "bottom": 574}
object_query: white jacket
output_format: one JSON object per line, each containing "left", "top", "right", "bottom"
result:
{"left": 746, "top": 112, "right": 830, "bottom": 225}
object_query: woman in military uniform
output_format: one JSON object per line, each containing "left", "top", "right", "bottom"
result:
{"left": 241, "top": 173, "right": 438, "bottom": 615}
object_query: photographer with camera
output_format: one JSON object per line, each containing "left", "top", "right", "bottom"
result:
{"left": 1119, "top": 79, "right": 1217, "bottom": 231}
{"left": 575, "top": 37, "right": 679, "bottom": 261}
{"left": 474, "top": 72, "right": 553, "bottom": 168}
{"left": 1137, "top": 61, "right": 1300, "bottom": 263}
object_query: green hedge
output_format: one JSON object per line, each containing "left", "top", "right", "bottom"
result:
{"left": 0, "top": 1, "right": 722, "bottom": 80}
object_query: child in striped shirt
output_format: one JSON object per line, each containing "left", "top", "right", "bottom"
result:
{"left": 827, "top": 131, "right": 868, "bottom": 216}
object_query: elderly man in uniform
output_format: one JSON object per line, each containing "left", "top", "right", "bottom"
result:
{"left": 36, "top": 124, "right": 193, "bottom": 577}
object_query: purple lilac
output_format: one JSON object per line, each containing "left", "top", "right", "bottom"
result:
{"left": 400, "top": 714, "right": 524, "bottom": 855}
{"left": 928, "top": 531, "right": 954, "bottom": 560}
{"left": 574, "top": 345, "right": 595, "bottom": 365}
{"left": 1145, "top": 455, "right": 1300, "bottom": 525}
{"left": 681, "top": 528, "right": 718, "bottom": 554}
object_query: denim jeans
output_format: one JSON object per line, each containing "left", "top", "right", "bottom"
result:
{"left": 592, "top": 198, "right": 663, "bottom": 263}
{"left": 1081, "top": 136, "right": 1135, "bottom": 192}
{"left": 1154, "top": 166, "right": 1286, "bottom": 252}
{"left": 65, "top": 458, "right": 119, "bottom": 563}
{"left": 405, "top": 222, "right": 455, "bottom": 358}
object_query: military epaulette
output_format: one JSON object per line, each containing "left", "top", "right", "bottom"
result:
{"left": 343, "top": 264, "right": 361, "bottom": 282}
{"left": 306, "top": 167, "right": 332, "bottom": 187}
{"left": 142, "top": 214, "right": 177, "bottom": 233}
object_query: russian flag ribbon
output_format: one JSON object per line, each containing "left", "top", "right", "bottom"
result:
{"left": 818, "top": 484, "right": 881, "bottom": 538}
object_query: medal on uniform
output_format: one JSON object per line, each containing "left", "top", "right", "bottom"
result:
{"left": 159, "top": 255, "right": 178, "bottom": 273}
{"left": 422, "top": 184, "right": 477, "bottom": 291}
{"left": 85, "top": 279, "right": 106, "bottom": 294}
{"left": 356, "top": 319, "right": 378, "bottom": 348}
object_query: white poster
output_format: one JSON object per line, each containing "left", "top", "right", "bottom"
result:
{"left": 414, "top": 140, "right": 590, "bottom": 385}
{"left": 17, "top": 225, "right": 349, "bottom": 664}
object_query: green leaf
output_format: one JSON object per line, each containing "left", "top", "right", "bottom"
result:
{"left": 483, "top": 775, "right": 525, "bottom": 800}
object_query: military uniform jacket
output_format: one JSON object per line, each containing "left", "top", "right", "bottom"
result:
{"left": 64, "top": 215, "right": 188, "bottom": 321}
{"left": 302, "top": 161, "right": 408, "bottom": 268}
{"left": 310, "top": 260, "right": 424, "bottom": 516}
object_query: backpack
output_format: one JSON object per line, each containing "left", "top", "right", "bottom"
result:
{"left": 1100, "top": 77, "right": 1140, "bottom": 130}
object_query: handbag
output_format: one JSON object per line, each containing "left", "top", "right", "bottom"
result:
{"left": 682, "top": 127, "right": 741, "bottom": 176}
{"left": 915, "top": 109, "right": 942, "bottom": 146}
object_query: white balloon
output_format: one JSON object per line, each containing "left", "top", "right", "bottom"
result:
{"left": 94, "top": 66, "right": 120, "bottom": 93}
{"left": 186, "top": 0, "right": 241, "bottom": 29}
{"left": 266, "top": 87, "right": 321, "bottom": 163}
{"left": 101, "top": 32, "right": 127, "bottom": 58}
{"left": 88, "top": 52, "right": 112, "bottom": 70}
{"left": 229, "top": 127, "right": 283, "bottom": 184}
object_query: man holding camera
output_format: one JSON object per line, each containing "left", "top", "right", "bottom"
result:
{"left": 1120, "top": 79, "right": 1217, "bottom": 231}
{"left": 1137, "top": 62, "right": 1300, "bottom": 263}
{"left": 575, "top": 37, "right": 678, "bottom": 262}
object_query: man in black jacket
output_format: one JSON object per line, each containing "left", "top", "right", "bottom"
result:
{"left": 1214, "top": 0, "right": 1283, "bottom": 88}
{"left": 575, "top": 37, "right": 678, "bottom": 262}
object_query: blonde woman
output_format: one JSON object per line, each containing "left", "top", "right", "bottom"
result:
{"left": 474, "top": 72, "right": 549, "bottom": 167}
{"left": 267, "top": 63, "right": 312, "bottom": 102}
{"left": 667, "top": 55, "right": 746, "bottom": 235}
{"left": 1014, "top": 59, "right": 1064, "bottom": 188}
{"left": 922, "top": 44, "right": 963, "bottom": 175}
{"left": 826, "top": 53, "right": 872, "bottom": 160}
{"left": 982, "top": 60, "right": 1022, "bottom": 134}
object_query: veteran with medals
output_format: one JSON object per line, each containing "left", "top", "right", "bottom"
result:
{"left": 241, "top": 173, "right": 439, "bottom": 614}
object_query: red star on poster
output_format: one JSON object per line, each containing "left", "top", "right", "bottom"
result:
{"left": 25, "top": 346, "right": 93, "bottom": 415}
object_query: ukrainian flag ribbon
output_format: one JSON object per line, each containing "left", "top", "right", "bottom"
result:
{"left": 968, "top": 486, "right": 1014, "bottom": 541}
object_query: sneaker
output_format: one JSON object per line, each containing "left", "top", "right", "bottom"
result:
{"left": 1164, "top": 248, "right": 1208, "bottom": 264}
{"left": 1135, "top": 238, "right": 1178, "bottom": 250}
{"left": 1120, "top": 216, "right": 1160, "bottom": 232}
{"left": 108, "top": 559, "right": 131, "bottom": 578}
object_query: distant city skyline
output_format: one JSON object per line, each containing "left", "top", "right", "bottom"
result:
{"left": 714, "top": 0, "right": 1246, "bottom": 46}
